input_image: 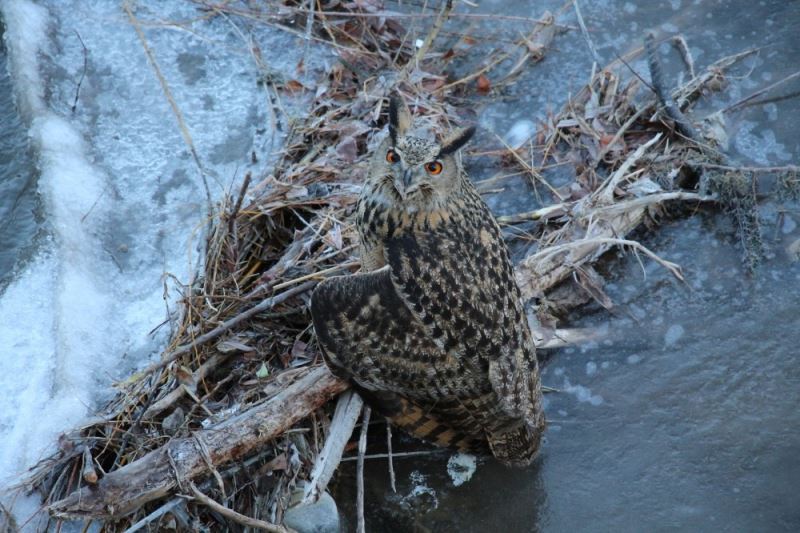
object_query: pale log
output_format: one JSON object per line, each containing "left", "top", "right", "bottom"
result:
{"left": 48, "top": 366, "right": 348, "bottom": 520}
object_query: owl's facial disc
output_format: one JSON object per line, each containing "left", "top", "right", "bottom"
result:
{"left": 388, "top": 137, "right": 441, "bottom": 200}
{"left": 390, "top": 157, "right": 442, "bottom": 200}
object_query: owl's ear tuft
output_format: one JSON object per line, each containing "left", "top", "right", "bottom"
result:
{"left": 438, "top": 125, "right": 476, "bottom": 156}
{"left": 388, "top": 94, "right": 412, "bottom": 143}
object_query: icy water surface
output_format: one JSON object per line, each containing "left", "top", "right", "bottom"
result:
{"left": 0, "top": 24, "right": 38, "bottom": 289}
{"left": 333, "top": 0, "right": 800, "bottom": 531}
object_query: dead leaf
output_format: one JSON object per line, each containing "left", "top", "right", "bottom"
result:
{"left": 575, "top": 266, "right": 614, "bottom": 311}
{"left": 599, "top": 134, "right": 615, "bottom": 148}
{"left": 291, "top": 340, "right": 308, "bottom": 360}
{"left": 335, "top": 136, "right": 359, "bottom": 163}
{"left": 217, "top": 339, "right": 255, "bottom": 353}
{"left": 259, "top": 453, "right": 288, "bottom": 475}
{"left": 285, "top": 79, "right": 306, "bottom": 93}
{"left": 175, "top": 366, "right": 194, "bottom": 386}
{"left": 422, "top": 78, "right": 446, "bottom": 92}
{"left": 323, "top": 224, "right": 344, "bottom": 250}
{"left": 477, "top": 74, "right": 491, "bottom": 94}
{"left": 286, "top": 186, "right": 308, "bottom": 200}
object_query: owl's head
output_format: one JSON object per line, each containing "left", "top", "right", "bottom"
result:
{"left": 371, "top": 95, "right": 475, "bottom": 207}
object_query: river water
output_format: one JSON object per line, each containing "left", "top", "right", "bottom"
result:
{"left": 0, "top": 24, "right": 38, "bottom": 290}
{"left": 331, "top": 0, "right": 800, "bottom": 531}
{"left": 1, "top": 0, "right": 798, "bottom": 531}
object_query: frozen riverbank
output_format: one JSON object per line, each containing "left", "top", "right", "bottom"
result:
{"left": 0, "top": 0, "right": 328, "bottom": 523}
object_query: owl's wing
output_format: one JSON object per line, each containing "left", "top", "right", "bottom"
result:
{"left": 311, "top": 267, "right": 424, "bottom": 391}
{"left": 311, "top": 268, "right": 490, "bottom": 451}
{"left": 384, "top": 216, "right": 540, "bottom": 425}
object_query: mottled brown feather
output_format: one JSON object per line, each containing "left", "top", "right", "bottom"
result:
{"left": 311, "top": 99, "right": 544, "bottom": 465}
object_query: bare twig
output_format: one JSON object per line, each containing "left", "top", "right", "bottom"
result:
{"left": 673, "top": 47, "right": 759, "bottom": 109}
{"left": 123, "top": 1, "right": 213, "bottom": 218}
{"left": 136, "top": 281, "right": 316, "bottom": 377}
{"left": 494, "top": 133, "right": 564, "bottom": 201}
{"left": 302, "top": 0, "right": 315, "bottom": 67}
{"left": 531, "top": 237, "right": 685, "bottom": 282}
{"left": 143, "top": 352, "right": 228, "bottom": 420}
{"left": 572, "top": 0, "right": 601, "bottom": 64}
{"left": 592, "top": 191, "right": 713, "bottom": 215}
{"left": 593, "top": 106, "right": 648, "bottom": 168}
{"left": 386, "top": 421, "right": 397, "bottom": 493}
{"left": 671, "top": 35, "right": 695, "bottom": 79}
{"left": 81, "top": 446, "right": 98, "bottom": 485}
{"left": 189, "top": 483, "right": 294, "bottom": 533}
{"left": 279, "top": 6, "right": 561, "bottom": 24}
{"left": 71, "top": 30, "right": 88, "bottom": 115}
{"left": 272, "top": 262, "right": 358, "bottom": 290}
{"left": 721, "top": 69, "right": 800, "bottom": 113}
{"left": 123, "top": 498, "right": 184, "bottom": 533}
{"left": 699, "top": 163, "right": 798, "bottom": 174}
{"left": 496, "top": 202, "right": 570, "bottom": 225}
{"left": 356, "top": 406, "right": 371, "bottom": 533}
{"left": 598, "top": 133, "right": 663, "bottom": 203}
{"left": 406, "top": 0, "right": 453, "bottom": 73}
{"left": 340, "top": 450, "right": 443, "bottom": 462}
{"left": 645, "top": 32, "right": 701, "bottom": 143}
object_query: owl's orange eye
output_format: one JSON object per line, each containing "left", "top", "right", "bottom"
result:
{"left": 425, "top": 161, "right": 443, "bottom": 175}
{"left": 386, "top": 149, "right": 400, "bottom": 163}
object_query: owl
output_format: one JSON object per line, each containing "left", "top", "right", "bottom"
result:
{"left": 311, "top": 95, "right": 545, "bottom": 466}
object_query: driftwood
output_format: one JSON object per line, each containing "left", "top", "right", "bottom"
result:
{"left": 301, "top": 390, "right": 364, "bottom": 505}
{"left": 48, "top": 366, "right": 347, "bottom": 519}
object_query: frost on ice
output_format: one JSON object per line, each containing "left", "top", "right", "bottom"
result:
{"left": 0, "top": 0, "right": 330, "bottom": 494}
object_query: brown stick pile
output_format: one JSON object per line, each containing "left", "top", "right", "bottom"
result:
{"left": 5, "top": 1, "right": 792, "bottom": 531}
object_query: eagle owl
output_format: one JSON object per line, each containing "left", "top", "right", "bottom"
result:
{"left": 311, "top": 95, "right": 545, "bottom": 466}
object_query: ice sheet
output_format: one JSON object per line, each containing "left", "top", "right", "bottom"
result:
{"left": 0, "top": 0, "right": 330, "bottom": 504}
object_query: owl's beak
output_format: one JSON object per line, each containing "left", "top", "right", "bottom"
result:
{"left": 402, "top": 168, "right": 414, "bottom": 189}
{"left": 392, "top": 168, "right": 414, "bottom": 200}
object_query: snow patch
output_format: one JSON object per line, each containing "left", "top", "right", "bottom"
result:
{"left": 504, "top": 119, "right": 536, "bottom": 149}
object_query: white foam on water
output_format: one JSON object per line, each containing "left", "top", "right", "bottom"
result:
{"left": 562, "top": 377, "right": 604, "bottom": 406}
{"left": 664, "top": 324, "right": 685, "bottom": 347}
{"left": 734, "top": 120, "right": 793, "bottom": 165}
{"left": 446, "top": 452, "right": 477, "bottom": 487}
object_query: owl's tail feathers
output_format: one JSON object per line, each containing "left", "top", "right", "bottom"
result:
{"left": 362, "top": 391, "right": 490, "bottom": 455}
{"left": 488, "top": 415, "right": 546, "bottom": 467}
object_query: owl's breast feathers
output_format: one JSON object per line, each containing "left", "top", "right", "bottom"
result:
{"left": 312, "top": 183, "right": 544, "bottom": 465}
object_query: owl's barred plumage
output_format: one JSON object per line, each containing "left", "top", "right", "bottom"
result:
{"left": 311, "top": 95, "right": 545, "bottom": 466}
